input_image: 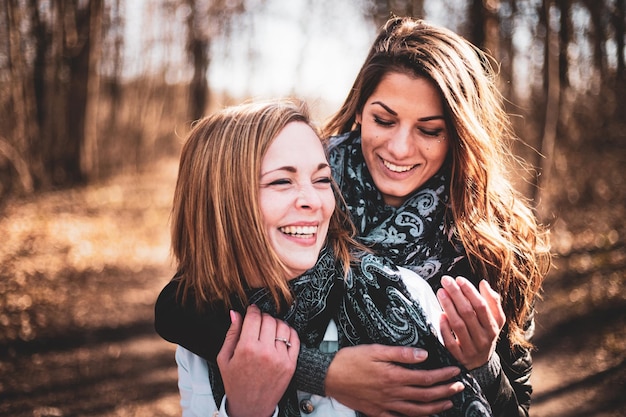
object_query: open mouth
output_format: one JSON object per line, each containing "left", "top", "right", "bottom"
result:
{"left": 382, "top": 158, "right": 417, "bottom": 173}
{"left": 279, "top": 225, "right": 318, "bottom": 238}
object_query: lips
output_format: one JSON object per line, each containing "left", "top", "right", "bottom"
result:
{"left": 279, "top": 225, "right": 318, "bottom": 238}
{"left": 382, "top": 157, "right": 417, "bottom": 173}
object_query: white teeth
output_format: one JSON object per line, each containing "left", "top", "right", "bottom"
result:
{"left": 279, "top": 225, "right": 318, "bottom": 237}
{"left": 383, "top": 159, "right": 415, "bottom": 173}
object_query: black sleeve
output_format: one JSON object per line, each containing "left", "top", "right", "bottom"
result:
{"left": 154, "top": 277, "right": 331, "bottom": 394}
{"left": 480, "top": 318, "right": 535, "bottom": 417}
{"left": 154, "top": 278, "right": 230, "bottom": 361}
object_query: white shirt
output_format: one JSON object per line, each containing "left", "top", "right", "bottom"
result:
{"left": 176, "top": 266, "right": 443, "bottom": 417}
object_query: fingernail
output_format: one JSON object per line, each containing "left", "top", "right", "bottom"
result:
{"left": 441, "top": 275, "right": 453, "bottom": 286}
{"left": 229, "top": 310, "right": 237, "bottom": 323}
{"left": 413, "top": 348, "right": 428, "bottom": 360}
{"left": 437, "top": 288, "right": 447, "bottom": 299}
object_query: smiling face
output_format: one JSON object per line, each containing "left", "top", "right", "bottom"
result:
{"left": 357, "top": 71, "right": 450, "bottom": 207}
{"left": 259, "top": 121, "right": 335, "bottom": 280}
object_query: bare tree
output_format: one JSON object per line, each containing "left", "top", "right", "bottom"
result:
{"left": 613, "top": 0, "right": 625, "bottom": 79}
{"left": 180, "top": 0, "right": 246, "bottom": 121}
{"left": 468, "top": 0, "right": 501, "bottom": 60}
{"left": 532, "top": 0, "right": 560, "bottom": 215}
{"left": 611, "top": 0, "right": 626, "bottom": 80}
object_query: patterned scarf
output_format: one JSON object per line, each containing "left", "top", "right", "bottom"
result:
{"left": 209, "top": 248, "right": 492, "bottom": 416}
{"left": 327, "top": 131, "right": 471, "bottom": 289}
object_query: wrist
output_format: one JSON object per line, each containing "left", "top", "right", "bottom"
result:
{"left": 470, "top": 352, "right": 502, "bottom": 390}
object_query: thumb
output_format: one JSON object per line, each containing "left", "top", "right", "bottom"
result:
{"left": 219, "top": 310, "right": 242, "bottom": 361}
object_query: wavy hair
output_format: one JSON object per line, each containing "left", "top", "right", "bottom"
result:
{"left": 172, "top": 98, "right": 355, "bottom": 311}
{"left": 323, "top": 17, "right": 551, "bottom": 348}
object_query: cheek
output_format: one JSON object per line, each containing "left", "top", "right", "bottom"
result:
{"left": 259, "top": 194, "right": 284, "bottom": 227}
{"left": 321, "top": 191, "right": 336, "bottom": 220}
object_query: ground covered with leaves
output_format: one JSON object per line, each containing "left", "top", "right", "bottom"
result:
{"left": 0, "top": 152, "right": 624, "bottom": 416}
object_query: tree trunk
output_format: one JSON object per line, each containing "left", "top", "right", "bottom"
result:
{"left": 556, "top": 0, "right": 571, "bottom": 88}
{"left": 614, "top": 0, "right": 625, "bottom": 79}
{"left": 584, "top": 0, "right": 606, "bottom": 82}
{"left": 534, "top": 0, "right": 560, "bottom": 218}
{"left": 6, "top": 0, "right": 39, "bottom": 193}
{"left": 185, "top": 0, "right": 210, "bottom": 121}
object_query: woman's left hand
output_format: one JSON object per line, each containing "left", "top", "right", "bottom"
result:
{"left": 217, "top": 305, "right": 300, "bottom": 417}
{"left": 436, "top": 276, "right": 506, "bottom": 370}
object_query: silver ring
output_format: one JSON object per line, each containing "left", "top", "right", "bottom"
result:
{"left": 274, "top": 337, "right": 292, "bottom": 348}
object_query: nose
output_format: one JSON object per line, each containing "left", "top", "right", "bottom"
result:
{"left": 296, "top": 184, "right": 323, "bottom": 210}
{"left": 387, "top": 126, "right": 413, "bottom": 159}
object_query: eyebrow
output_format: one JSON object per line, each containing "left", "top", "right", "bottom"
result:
{"left": 371, "top": 101, "right": 445, "bottom": 122}
{"left": 261, "top": 162, "right": 330, "bottom": 176}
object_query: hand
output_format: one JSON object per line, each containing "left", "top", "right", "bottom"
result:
{"left": 216, "top": 305, "right": 300, "bottom": 417}
{"left": 325, "top": 344, "right": 464, "bottom": 417}
{"left": 437, "top": 276, "right": 506, "bottom": 370}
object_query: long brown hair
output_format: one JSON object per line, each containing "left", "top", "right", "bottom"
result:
{"left": 171, "top": 98, "right": 355, "bottom": 311}
{"left": 324, "top": 17, "right": 551, "bottom": 348}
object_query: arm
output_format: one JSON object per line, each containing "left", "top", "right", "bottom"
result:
{"left": 155, "top": 277, "right": 335, "bottom": 396}
{"left": 475, "top": 317, "right": 534, "bottom": 417}
{"left": 155, "top": 277, "right": 229, "bottom": 360}
{"left": 157, "top": 276, "right": 473, "bottom": 417}
{"left": 437, "top": 275, "right": 532, "bottom": 417}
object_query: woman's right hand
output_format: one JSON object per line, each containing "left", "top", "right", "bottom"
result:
{"left": 217, "top": 305, "right": 300, "bottom": 417}
{"left": 324, "top": 344, "right": 464, "bottom": 417}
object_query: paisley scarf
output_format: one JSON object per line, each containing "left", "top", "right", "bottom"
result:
{"left": 209, "top": 248, "right": 492, "bottom": 416}
{"left": 327, "top": 131, "right": 472, "bottom": 289}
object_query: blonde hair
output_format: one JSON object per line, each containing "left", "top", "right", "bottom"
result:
{"left": 171, "top": 98, "right": 354, "bottom": 311}
{"left": 324, "top": 17, "right": 551, "bottom": 348}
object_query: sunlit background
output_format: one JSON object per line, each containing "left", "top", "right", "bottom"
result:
{"left": 1, "top": 0, "right": 624, "bottom": 416}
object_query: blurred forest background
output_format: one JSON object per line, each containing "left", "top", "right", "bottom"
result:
{"left": 0, "top": 0, "right": 624, "bottom": 416}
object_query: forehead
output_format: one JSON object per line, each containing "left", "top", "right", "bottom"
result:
{"left": 369, "top": 72, "right": 443, "bottom": 114}
{"left": 262, "top": 122, "right": 326, "bottom": 167}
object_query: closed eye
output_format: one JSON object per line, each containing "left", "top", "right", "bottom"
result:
{"left": 315, "top": 176, "right": 333, "bottom": 185}
{"left": 266, "top": 178, "right": 292, "bottom": 186}
{"left": 373, "top": 116, "right": 394, "bottom": 127}
{"left": 420, "top": 128, "right": 444, "bottom": 137}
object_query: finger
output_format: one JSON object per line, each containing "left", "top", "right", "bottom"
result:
{"left": 367, "top": 344, "right": 430, "bottom": 366}
{"left": 239, "top": 304, "right": 262, "bottom": 343}
{"left": 217, "top": 310, "right": 242, "bottom": 364}
{"left": 480, "top": 280, "right": 506, "bottom": 329}
{"left": 456, "top": 276, "right": 495, "bottom": 330}
{"left": 287, "top": 327, "right": 300, "bottom": 362}
{"left": 437, "top": 280, "right": 473, "bottom": 344}
{"left": 258, "top": 311, "right": 278, "bottom": 345}
{"left": 274, "top": 320, "right": 293, "bottom": 350}
{"left": 439, "top": 312, "right": 462, "bottom": 359}
{"left": 386, "top": 382, "right": 464, "bottom": 415}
